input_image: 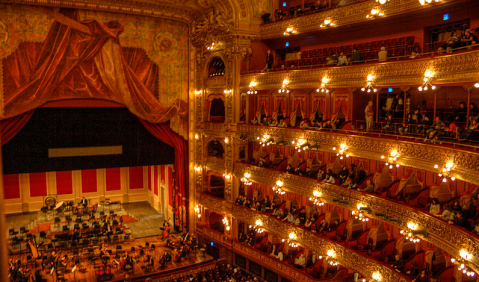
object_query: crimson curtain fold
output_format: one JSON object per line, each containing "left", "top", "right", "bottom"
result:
{"left": 0, "top": 110, "right": 34, "bottom": 145}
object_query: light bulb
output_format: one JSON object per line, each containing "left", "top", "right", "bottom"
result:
{"left": 418, "top": 86, "right": 423, "bottom": 91}
{"left": 379, "top": 0, "right": 386, "bottom": 4}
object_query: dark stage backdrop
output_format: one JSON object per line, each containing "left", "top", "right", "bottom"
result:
{"left": 2, "top": 107, "right": 175, "bottom": 174}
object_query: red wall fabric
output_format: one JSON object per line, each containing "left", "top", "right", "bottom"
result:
{"left": 154, "top": 166, "right": 159, "bottom": 196}
{"left": 56, "top": 171, "right": 73, "bottom": 195}
{"left": 29, "top": 172, "right": 47, "bottom": 198}
{"left": 105, "top": 168, "right": 121, "bottom": 191}
{"left": 81, "top": 169, "right": 97, "bottom": 193}
{"left": 168, "top": 166, "right": 173, "bottom": 205}
{"left": 3, "top": 174, "right": 20, "bottom": 199}
{"left": 129, "top": 166, "right": 144, "bottom": 189}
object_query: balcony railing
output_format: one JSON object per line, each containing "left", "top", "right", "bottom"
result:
{"left": 235, "top": 124, "right": 479, "bottom": 186}
{"left": 233, "top": 162, "right": 479, "bottom": 273}
{"left": 197, "top": 192, "right": 230, "bottom": 214}
{"left": 232, "top": 204, "right": 411, "bottom": 282}
{"left": 239, "top": 49, "right": 479, "bottom": 89}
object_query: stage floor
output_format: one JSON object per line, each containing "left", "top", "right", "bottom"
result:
{"left": 8, "top": 234, "right": 214, "bottom": 282}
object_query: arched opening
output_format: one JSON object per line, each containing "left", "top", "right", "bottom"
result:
{"left": 210, "top": 98, "right": 225, "bottom": 122}
{"left": 207, "top": 140, "right": 224, "bottom": 157}
{"left": 208, "top": 56, "right": 225, "bottom": 77}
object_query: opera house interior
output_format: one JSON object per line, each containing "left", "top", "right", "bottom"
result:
{"left": 2, "top": 0, "right": 479, "bottom": 281}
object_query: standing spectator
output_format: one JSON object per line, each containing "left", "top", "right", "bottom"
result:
{"left": 365, "top": 101, "right": 374, "bottom": 131}
{"left": 378, "top": 46, "right": 388, "bottom": 61}
{"left": 264, "top": 50, "right": 274, "bottom": 71}
{"left": 337, "top": 52, "right": 348, "bottom": 65}
{"left": 454, "top": 101, "right": 467, "bottom": 122}
{"left": 469, "top": 103, "right": 478, "bottom": 123}
{"left": 350, "top": 48, "right": 363, "bottom": 63}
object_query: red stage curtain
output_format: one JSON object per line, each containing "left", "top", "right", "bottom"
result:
{"left": 139, "top": 119, "right": 188, "bottom": 223}
{"left": 2, "top": 9, "right": 187, "bottom": 124}
{"left": 0, "top": 110, "right": 34, "bottom": 145}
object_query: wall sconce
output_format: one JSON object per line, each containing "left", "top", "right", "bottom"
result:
{"left": 366, "top": 6, "right": 384, "bottom": 18}
{"left": 194, "top": 166, "right": 202, "bottom": 172}
{"left": 451, "top": 250, "right": 475, "bottom": 277}
{"left": 381, "top": 150, "right": 399, "bottom": 169}
{"left": 333, "top": 143, "right": 349, "bottom": 159}
{"left": 249, "top": 219, "right": 264, "bottom": 234}
{"left": 281, "top": 232, "right": 298, "bottom": 247}
{"left": 224, "top": 137, "right": 229, "bottom": 144}
{"left": 434, "top": 162, "right": 456, "bottom": 182}
{"left": 474, "top": 82, "right": 479, "bottom": 88}
{"left": 194, "top": 90, "right": 203, "bottom": 95}
{"left": 194, "top": 205, "right": 201, "bottom": 218}
{"left": 319, "top": 249, "right": 338, "bottom": 266}
{"left": 418, "top": 69, "right": 436, "bottom": 91}
{"left": 223, "top": 173, "right": 231, "bottom": 180}
{"left": 309, "top": 190, "right": 324, "bottom": 206}
{"left": 376, "top": 0, "right": 388, "bottom": 4}
{"left": 222, "top": 216, "right": 230, "bottom": 231}
{"left": 294, "top": 138, "right": 308, "bottom": 152}
{"left": 352, "top": 203, "right": 371, "bottom": 222}
{"left": 372, "top": 272, "right": 381, "bottom": 281}
{"left": 320, "top": 18, "right": 334, "bottom": 28}
{"left": 361, "top": 74, "right": 377, "bottom": 92}
{"left": 224, "top": 89, "right": 233, "bottom": 95}
{"left": 206, "top": 42, "right": 215, "bottom": 50}
{"left": 278, "top": 79, "right": 290, "bottom": 93}
{"left": 273, "top": 179, "right": 285, "bottom": 195}
{"left": 247, "top": 81, "right": 258, "bottom": 94}
{"left": 194, "top": 134, "right": 199, "bottom": 140}
{"left": 283, "top": 27, "right": 297, "bottom": 36}
{"left": 259, "top": 134, "right": 274, "bottom": 147}
{"left": 399, "top": 222, "right": 427, "bottom": 243}
{"left": 316, "top": 77, "right": 330, "bottom": 93}
{"left": 241, "top": 172, "right": 253, "bottom": 186}
{"left": 419, "top": 0, "right": 440, "bottom": 5}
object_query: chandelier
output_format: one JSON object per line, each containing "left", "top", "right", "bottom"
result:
{"left": 309, "top": 190, "right": 324, "bottom": 206}
{"left": 399, "top": 222, "right": 427, "bottom": 243}
{"left": 316, "top": 77, "right": 330, "bottom": 93}
{"left": 272, "top": 179, "right": 286, "bottom": 195}
{"left": 241, "top": 172, "right": 253, "bottom": 186}
{"left": 247, "top": 81, "right": 258, "bottom": 94}
{"left": 283, "top": 27, "right": 297, "bottom": 36}
{"left": 293, "top": 138, "right": 309, "bottom": 152}
{"left": 194, "top": 165, "right": 202, "bottom": 172}
{"left": 278, "top": 79, "right": 290, "bottom": 93}
{"left": 376, "top": 0, "right": 388, "bottom": 3}
{"left": 333, "top": 143, "right": 349, "bottom": 159}
{"left": 434, "top": 162, "right": 455, "bottom": 182}
{"left": 282, "top": 232, "right": 298, "bottom": 247}
{"left": 418, "top": 69, "right": 436, "bottom": 91}
{"left": 194, "top": 205, "right": 201, "bottom": 218}
{"left": 318, "top": 250, "right": 338, "bottom": 266}
{"left": 222, "top": 216, "right": 231, "bottom": 231}
{"left": 366, "top": 6, "right": 384, "bottom": 18}
{"left": 320, "top": 18, "right": 334, "bottom": 28}
{"left": 361, "top": 74, "right": 377, "bottom": 92}
{"left": 419, "top": 0, "right": 440, "bottom": 5}
{"left": 451, "top": 250, "right": 476, "bottom": 277}
{"left": 381, "top": 150, "right": 399, "bottom": 169}
{"left": 224, "top": 89, "right": 233, "bottom": 95}
{"left": 259, "top": 134, "right": 274, "bottom": 147}
{"left": 206, "top": 42, "right": 215, "bottom": 50}
{"left": 352, "top": 203, "right": 371, "bottom": 222}
{"left": 249, "top": 219, "right": 264, "bottom": 234}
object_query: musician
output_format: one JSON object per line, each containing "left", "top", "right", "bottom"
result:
{"left": 59, "top": 256, "right": 68, "bottom": 270}
{"left": 121, "top": 253, "right": 134, "bottom": 270}
{"left": 45, "top": 250, "right": 57, "bottom": 269}
{"left": 180, "top": 232, "right": 190, "bottom": 244}
{"left": 102, "top": 222, "right": 112, "bottom": 236}
{"left": 160, "top": 221, "right": 170, "bottom": 230}
{"left": 159, "top": 251, "right": 170, "bottom": 268}
{"left": 166, "top": 238, "right": 176, "bottom": 249}
{"left": 80, "top": 197, "right": 88, "bottom": 207}
{"left": 35, "top": 270, "right": 47, "bottom": 282}
{"left": 175, "top": 246, "right": 187, "bottom": 262}
{"left": 100, "top": 244, "right": 111, "bottom": 257}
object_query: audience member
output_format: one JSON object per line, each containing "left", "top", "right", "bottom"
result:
{"left": 412, "top": 269, "right": 429, "bottom": 282}
{"left": 350, "top": 48, "right": 363, "bottom": 63}
{"left": 365, "top": 101, "right": 374, "bottom": 131}
{"left": 338, "top": 165, "right": 349, "bottom": 185}
{"left": 265, "top": 50, "right": 274, "bottom": 71}
{"left": 446, "top": 31, "right": 460, "bottom": 50}
{"left": 454, "top": 101, "right": 467, "bottom": 122}
{"left": 391, "top": 255, "right": 404, "bottom": 273}
{"left": 324, "top": 172, "right": 335, "bottom": 184}
{"left": 448, "top": 210, "right": 470, "bottom": 230}
{"left": 286, "top": 164, "right": 294, "bottom": 174}
{"left": 405, "top": 261, "right": 419, "bottom": 277}
{"left": 337, "top": 52, "right": 348, "bottom": 65}
{"left": 283, "top": 212, "right": 294, "bottom": 223}
{"left": 278, "top": 119, "right": 288, "bottom": 127}
{"left": 461, "top": 29, "right": 477, "bottom": 47}
{"left": 358, "top": 180, "right": 374, "bottom": 192}
{"left": 409, "top": 50, "right": 419, "bottom": 59}
{"left": 378, "top": 46, "right": 388, "bottom": 61}
{"left": 429, "top": 198, "right": 441, "bottom": 216}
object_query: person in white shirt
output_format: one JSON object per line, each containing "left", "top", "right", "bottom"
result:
{"left": 295, "top": 254, "right": 306, "bottom": 268}
{"left": 277, "top": 251, "right": 284, "bottom": 261}
{"left": 324, "top": 173, "right": 335, "bottom": 184}
{"left": 283, "top": 212, "right": 294, "bottom": 223}
{"left": 337, "top": 52, "right": 348, "bottom": 65}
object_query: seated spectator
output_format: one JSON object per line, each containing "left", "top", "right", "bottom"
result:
{"left": 338, "top": 165, "right": 349, "bottom": 185}
{"left": 412, "top": 269, "right": 429, "bottom": 282}
{"left": 322, "top": 0, "right": 329, "bottom": 9}
{"left": 406, "top": 261, "right": 419, "bottom": 277}
{"left": 286, "top": 164, "right": 294, "bottom": 174}
{"left": 235, "top": 195, "right": 243, "bottom": 205}
{"left": 440, "top": 204, "right": 455, "bottom": 221}
{"left": 446, "top": 46, "right": 453, "bottom": 53}
{"left": 337, "top": 52, "right": 348, "bottom": 65}
{"left": 391, "top": 255, "right": 404, "bottom": 273}
{"left": 458, "top": 118, "right": 479, "bottom": 141}
{"left": 341, "top": 176, "right": 357, "bottom": 189}
{"left": 358, "top": 180, "right": 374, "bottom": 192}
{"left": 262, "top": 198, "right": 271, "bottom": 211}
{"left": 260, "top": 117, "right": 270, "bottom": 126}
{"left": 426, "top": 116, "right": 445, "bottom": 136}
{"left": 472, "top": 222, "right": 479, "bottom": 235}
{"left": 299, "top": 119, "right": 310, "bottom": 129}
{"left": 452, "top": 201, "right": 462, "bottom": 213}
{"left": 251, "top": 117, "right": 259, "bottom": 124}
{"left": 446, "top": 31, "right": 460, "bottom": 50}
{"left": 276, "top": 250, "right": 284, "bottom": 261}
{"left": 448, "top": 210, "right": 470, "bottom": 230}
{"left": 317, "top": 170, "right": 326, "bottom": 181}
{"left": 305, "top": 167, "right": 315, "bottom": 178}
{"left": 315, "top": 0, "right": 323, "bottom": 10}
{"left": 244, "top": 199, "right": 252, "bottom": 208}
{"left": 323, "top": 121, "right": 333, "bottom": 129}
{"left": 350, "top": 48, "right": 363, "bottom": 63}
{"left": 311, "top": 119, "right": 322, "bottom": 128}
{"left": 324, "top": 172, "right": 335, "bottom": 184}
{"left": 270, "top": 245, "right": 277, "bottom": 256}
{"left": 436, "top": 47, "right": 445, "bottom": 55}
{"left": 398, "top": 113, "right": 413, "bottom": 135}
{"left": 245, "top": 235, "right": 253, "bottom": 245}
{"left": 429, "top": 198, "right": 441, "bottom": 216}
{"left": 304, "top": 218, "right": 313, "bottom": 230}
{"left": 278, "top": 119, "right": 288, "bottom": 127}
{"left": 274, "top": 9, "right": 283, "bottom": 21}
{"left": 382, "top": 114, "right": 394, "bottom": 132}
{"left": 326, "top": 53, "right": 337, "bottom": 65}
{"left": 378, "top": 46, "right": 388, "bottom": 62}
{"left": 298, "top": 209, "right": 306, "bottom": 224}
{"left": 316, "top": 219, "right": 329, "bottom": 232}
{"left": 470, "top": 103, "right": 479, "bottom": 123}
{"left": 258, "top": 157, "right": 267, "bottom": 167}
{"left": 409, "top": 50, "right": 419, "bottom": 59}
{"left": 294, "top": 254, "right": 306, "bottom": 268}
{"left": 454, "top": 101, "right": 467, "bottom": 123}
{"left": 294, "top": 166, "right": 305, "bottom": 175}
{"left": 442, "top": 118, "right": 459, "bottom": 139}
{"left": 461, "top": 29, "right": 477, "bottom": 48}
{"left": 270, "top": 119, "right": 278, "bottom": 126}
{"left": 283, "top": 212, "right": 294, "bottom": 223}
{"left": 272, "top": 208, "right": 282, "bottom": 217}
{"left": 293, "top": 215, "right": 301, "bottom": 225}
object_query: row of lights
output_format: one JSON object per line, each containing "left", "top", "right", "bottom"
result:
{"left": 222, "top": 216, "right": 231, "bottom": 231}
{"left": 451, "top": 250, "right": 475, "bottom": 277}
{"left": 272, "top": 179, "right": 286, "bottom": 195}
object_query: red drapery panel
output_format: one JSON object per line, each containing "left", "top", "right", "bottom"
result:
{"left": 139, "top": 120, "right": 188, "bottom": 222}
{"left": 2, "top": 9, "right": 186, "bottom": 124}
{"left": 0, "top": 110, "right": 34, "bottom": 145}
{"left": 3, "top": 174, "right": 20, "bottom": 199}
{"left": 333, "top": 99, "right": 348, "bottom": 120}
{"left": 81, "top": 169, "right": 97, "bottom": 193}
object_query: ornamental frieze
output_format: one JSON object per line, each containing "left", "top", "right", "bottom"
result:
{"left": 240, "top": 50, "right": 479, "bottom": 89}
{"left": 232, "top": 205, "right": 410, "bottom": 282}
{"left": 233, "top": 162, "right": 479, "bottom": 272}
{"left": 205, "top": 156, "right": 226, "bottom": 172}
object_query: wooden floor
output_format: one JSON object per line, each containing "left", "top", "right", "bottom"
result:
{"left": 9, "top": 234, "right": 214, "bottom": 282}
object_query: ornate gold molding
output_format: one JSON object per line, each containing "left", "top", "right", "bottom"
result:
{"left": 197, "top": 225, "right": 233, "bottom": 247}
{"left": 205, "top": 156, "right": 226, "bottom": 173}
{"left": 259, "top": 0, "right": 459, "bottom": 39}
{"left": 235, "top": 124, "right": 479, "bottom": 185}
{"left": 197, "top": 192, "right": 229, "bottom": 214}
{"left": 233, "top": 241, "right": 343, "bottom": 282}
{"left": 240, "top": 49, "right": 479, "bottom": 89}
{"left": 232, "top": 205, "right": 410, "bottom": 282}
{"left": 233, "top": 162, "right": 479, "bottom": 273}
